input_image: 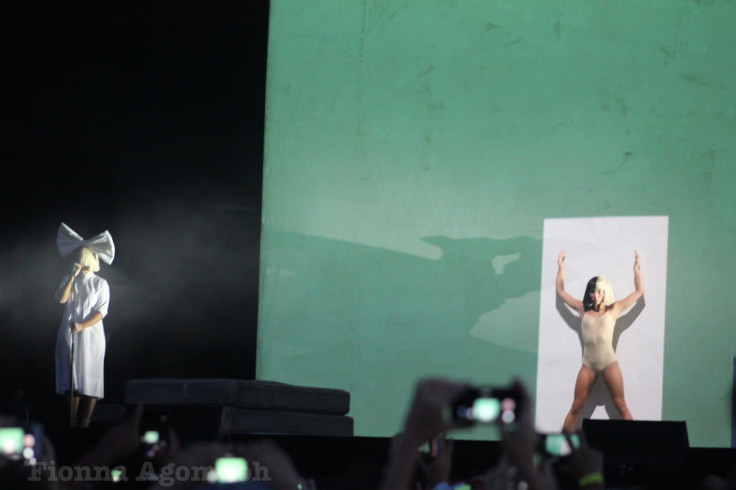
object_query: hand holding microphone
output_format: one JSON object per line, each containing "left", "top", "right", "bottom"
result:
{"left": 72, "top": 263, "right": 90, "bottom": 277}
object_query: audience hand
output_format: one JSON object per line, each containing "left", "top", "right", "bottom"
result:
{"left": 402, "top": 378, "right": 471, "bottom": 446}
{"left": 556, "top": 432, "right": 604, "bottom": 490}
{"left": 497, "top": 379, "right": 558, "bottom": 490}
{"left": 416, "top": 434, "right": 454, "bottom": 489}
{"left": 379, "top": 378, "right": 469, "bottom": 490}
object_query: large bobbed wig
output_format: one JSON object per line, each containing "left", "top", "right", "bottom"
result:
{"left": 582, "top": 276, "right": 615, "bottom": 311}
{"left": 78, "top": 247, "right": 100, "bottom": 272}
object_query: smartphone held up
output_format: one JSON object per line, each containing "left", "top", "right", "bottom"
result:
{"left": 450, "top": 386, "right": 521, "bottom": 425}
{"left": 0, "top": 423, "right": 43, "bottom": 465}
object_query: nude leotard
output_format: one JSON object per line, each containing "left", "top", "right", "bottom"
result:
{"left": 581, "top": 311, "right": 616, "bottom": 372}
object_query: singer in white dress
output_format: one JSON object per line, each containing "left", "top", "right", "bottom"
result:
{"left": 55, "top": 223, "right": 115, "bottom": 427}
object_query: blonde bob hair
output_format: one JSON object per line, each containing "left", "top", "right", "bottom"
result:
{"left": 78, "top": 247, "right": 100, "bottom": 272}
{"left": 582, "top": 276, "right": 614, "bottom": 311}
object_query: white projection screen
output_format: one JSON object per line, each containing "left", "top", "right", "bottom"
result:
{"left": 536, "top": 216, "right": 669, "bottom": 432}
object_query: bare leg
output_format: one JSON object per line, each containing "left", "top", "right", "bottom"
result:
{"left": 69, "top": 393, "right": 80, "bottom": 428}
{"left": 603, "top": 361, "right": 632, "bottom": 420}
{"left": 563, "top": 364, "right": 596, "bottom": 433}
{"left": 78, "top": 396, "right": 98, "bottom": 428}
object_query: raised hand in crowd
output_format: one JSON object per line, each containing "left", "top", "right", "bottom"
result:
{"left": 379, "top": 378, "right": 470, "bottom": 490}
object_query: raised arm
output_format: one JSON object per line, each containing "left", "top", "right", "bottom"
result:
{"left": 556, "top": 250, "right": 583, "bottom": 314}
{"left": 56, "top": 263, "right": 83, "bottom": 303}
{"left": 611, "top": 251, "right": 644, "bottom": 316}
{"left": 378, "top": 378, "right": 469, "bottom": 490}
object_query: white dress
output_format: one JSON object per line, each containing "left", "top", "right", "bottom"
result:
{"left": 55, "top": 272, "right": 110, "bottom": 398}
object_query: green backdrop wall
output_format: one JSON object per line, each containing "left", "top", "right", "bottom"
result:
{"left": 258, "top": 0, "right": 736, "bottom": 446}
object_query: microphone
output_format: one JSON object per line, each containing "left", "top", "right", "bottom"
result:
{"left": 72, "top": 263, "right": 90, "bottom": 276}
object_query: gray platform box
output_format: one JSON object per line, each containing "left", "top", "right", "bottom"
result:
{"left": 124, "top": 378, "right": 353, "bottom": 437}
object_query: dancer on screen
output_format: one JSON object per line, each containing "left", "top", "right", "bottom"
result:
{"left": 556, "top": 250, "right": 644, "bottom": 432}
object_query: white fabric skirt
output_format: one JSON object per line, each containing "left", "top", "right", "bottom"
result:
{"left": 55, "top": 322, "right": 105, "bottom": 398}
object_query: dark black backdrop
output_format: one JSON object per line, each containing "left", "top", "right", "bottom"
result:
{"left": 2, "top": 1, "right": 269, "bottom": 424}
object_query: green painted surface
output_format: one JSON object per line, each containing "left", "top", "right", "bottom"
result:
{"left": 259, "top": 0, "right": 736, "bottom": 446}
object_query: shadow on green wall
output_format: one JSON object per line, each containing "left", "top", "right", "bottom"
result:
{"left": 261, "top": 230, "right": 542, "bottom": 369}
{"left": 260, "top": 230, "right": 548, "bottom": 435}
{"left": 421, "top": 234, "right": 542, "bottom": 322}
